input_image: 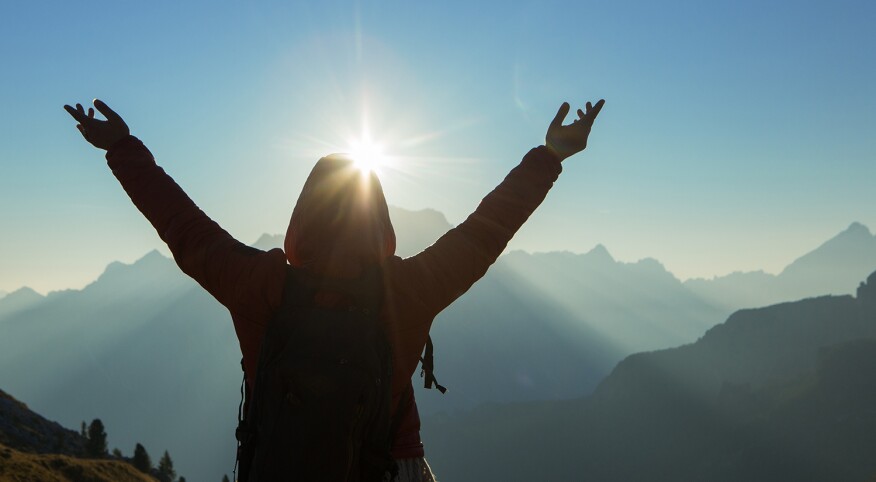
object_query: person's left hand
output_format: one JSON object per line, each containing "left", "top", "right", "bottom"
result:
{"left": 545, "top": 99, "right": 605, "bottom": 162}
{"left": 64, "top": 99, "right": 130, "bottom": 151}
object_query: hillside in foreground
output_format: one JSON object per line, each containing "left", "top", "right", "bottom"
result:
{"left": 0, "top": 389, "right": 157, "bottom": 482}
{"left": 0, "top": 443, "right": 154, "bottom": 482}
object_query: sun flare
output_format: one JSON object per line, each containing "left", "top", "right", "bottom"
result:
{"left": 348, "top": 137, "right": 386, "bottom": 174}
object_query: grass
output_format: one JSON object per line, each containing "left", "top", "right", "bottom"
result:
{"left": 0, "top": 443, "right": 155, "bottom": 482}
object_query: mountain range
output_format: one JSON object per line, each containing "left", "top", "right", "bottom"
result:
{"left": 422, "top": 271, "right": 876, "bottom": 481}
{"left": 684, "top": 222, "right": 876, "bottom": 310}
{"left": 1, "top": 207, "right": 875, "bottom": 481}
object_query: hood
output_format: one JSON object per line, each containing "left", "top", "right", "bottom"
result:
{"left": 284, "top": 154, "right": 396, "bottom": 278}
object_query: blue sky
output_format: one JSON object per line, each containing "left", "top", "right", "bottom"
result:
{"left": 1, "top": 0, "right": 874, "bottom": 293}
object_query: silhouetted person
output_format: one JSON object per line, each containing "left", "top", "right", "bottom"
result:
{"left": 64, "top": 97, "right": 604, "bottom": 481}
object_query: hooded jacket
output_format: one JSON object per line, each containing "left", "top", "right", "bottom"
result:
{"left": 105, "top": 136, "right": 563, "bottom": 459}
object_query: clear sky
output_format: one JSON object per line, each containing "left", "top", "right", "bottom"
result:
{"left": 1, "top": 0, "right": 874, "bottom": 294}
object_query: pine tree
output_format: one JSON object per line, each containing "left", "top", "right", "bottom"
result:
{"left": 112, "top": 447, "right": 123, "bottom": 458}
{"left": 157, "top": 450, "right": 176, "bottom": 482}
{"left": 80, "top": 421, "right": 87, "bottom": 438}
{"left": 221, "top": 475, "right": 230, "bottom": 482}
{"left": 85, "top": 419, "right": 108, "bottom": 457}
{"left": 178, "top": 478, "right": 186, "bottom": 482}
{"left": 132, "top": 443, "right": 152, "bottom": 474}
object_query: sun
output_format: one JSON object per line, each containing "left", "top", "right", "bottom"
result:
{"left": 348, "top": 136, "right": 387, "bottom": 174}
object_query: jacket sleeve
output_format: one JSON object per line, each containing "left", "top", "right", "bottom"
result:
{"left": 398, "top": 146, "right": 563, "bottom": 317}
{"left": 105, "top": 136, "right": 286, "bottom": 317}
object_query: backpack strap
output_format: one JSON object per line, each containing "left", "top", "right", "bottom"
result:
{"left": 234, "top": 358, "right": 254, "bottom": 482}
{"left": 419, "top": 336, "right": 447, "bottom": 393}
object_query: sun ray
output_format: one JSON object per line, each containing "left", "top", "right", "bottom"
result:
{"left": 274, "top": 84, "right": 490, "bottom": 200}
{"left": 348, "top": 136, "right": 386, "bottom": 174}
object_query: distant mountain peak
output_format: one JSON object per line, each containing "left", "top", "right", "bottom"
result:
{"left": 0, "top": 287, "right": 45, "bottom": 307}
{"left": 102, "top": 250, "right": 168, "bottom": 273}
{"left": 82, "top": 249, "right": 180, "bottom": 295}
{"left": 778, "top": 222, "right": 876, "bottom": 280}
{"left": 0, "top": 287, "right": 46, "bottom": 319}
{"left": 842, "top": 221, "right": 872, "bottom": 237}
{"left": 253, "top": 233, "right": 282, "bottom": 248}
{"left": 138, "top": 249, "right": 166, "bottom": 261}
{"left": 6, "top": 287, "right": 42, "bottom": 298}
{"left": 816, "top": 222, "right": 874, "bottom": 249}
{"left": 816, "top": 222, "right": 873, "bottom": 248}
{"left": 636, "top": 257, "right": 666, "bottom": 270}
{"left": 586, "top": 244, "right": 615, "bottom": 262}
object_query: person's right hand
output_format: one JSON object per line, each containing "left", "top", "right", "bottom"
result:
{"left": 64, "top": 99, "right": 130, "bottom": 151}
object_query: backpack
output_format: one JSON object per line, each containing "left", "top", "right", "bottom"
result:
{"left": 235, "top": 265, "right": 396, "bottom": 482}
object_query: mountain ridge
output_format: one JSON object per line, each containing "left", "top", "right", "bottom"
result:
{"left": 684, "top": 221, "right": 876, "bottom": 310}
{"left": 3, "top": 216, "right": 873, "bottom": 303}
{"left": 422, "top": 269, "right": 876, "bottom": 481}
{"left": 0, "top": 287, "right": 45, "bottom": 320}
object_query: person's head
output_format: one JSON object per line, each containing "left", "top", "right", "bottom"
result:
{"left": 284, "top": 154, "right": 396, "bottom": 277}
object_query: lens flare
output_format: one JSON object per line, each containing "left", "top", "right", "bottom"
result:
{"left": 348, "top": 137, "right": 386, "bottom": 174}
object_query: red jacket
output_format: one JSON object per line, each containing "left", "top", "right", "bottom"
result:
{"left": 106, "top": 136, "right": 562, "bottom": 458}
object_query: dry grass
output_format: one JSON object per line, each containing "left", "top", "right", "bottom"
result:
{"left": 0, "top": 443, "right": 155, "bottom": 482}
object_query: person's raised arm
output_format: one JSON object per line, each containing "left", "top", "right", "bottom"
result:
{"left": 398, "top": 99, "right": 605, "bottom": 316}
{"left": 63, "top": 99, "right": 285, "bottom": 314}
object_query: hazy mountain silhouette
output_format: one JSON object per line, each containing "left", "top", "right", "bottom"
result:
{"left": 0, "top": 252, "right": 221, "bottom": 481}
{"left": 2, "top": 211, "right": 873, "bottom": 481}
{"left": 422, "top": 271, "right": 876, "bottom": 481}
{"left": 419, "top": 246, "right": 723, "bottom": 414}
{"left": 0, "top": 287, "right": 44, "bottom": 319}
{"left": 685, "top": 222, "right": 876, "bottom": 310}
